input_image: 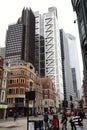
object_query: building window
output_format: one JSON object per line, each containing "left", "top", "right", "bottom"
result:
{"left": 30, "top": 82, "right": 33, "bottom": 91}
{"left": 44, "top": 95, "right": 48, "bottom": 99}
{"left": 44, "top": 90, "right": 48, "bottom": 94}
{"left": 45, "top": 101, "right": 48, "bottom": 105}
{"left": 7, "top": 98, "right": 13, "bottom": 104}
{"left": 1, "top": 91, "right": 4, "bottom": 101}
{"left": 8, "top": 89, "right": 13, "bottom": 94}
{"left": 29, "top": 72, "right": 34, "bottom": 80}
{"left": 20, "top": 88, "right": 24, "bottom": 94}
{"left": 16, "top": 88, "right": 19, "bottom": 94}
{"left": 20, "top": 78, "right": 24, "bottom": 84}
{"left": 10, "top": 80, "right": 12, "bottom": 84}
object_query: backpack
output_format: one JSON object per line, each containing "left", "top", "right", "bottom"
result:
{"left": 44, "top": 114, "right": 48, "bottom": 122}
{"left": 52, "top": 119, "right": 58, "bottom": 128}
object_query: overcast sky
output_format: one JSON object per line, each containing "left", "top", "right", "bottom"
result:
{"left": 0, "top": 0, "right": 78, "bottom": 47}
{"left": 0, "top": 0, "right": 83, "bottom": 81}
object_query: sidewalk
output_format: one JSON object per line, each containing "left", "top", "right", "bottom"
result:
{"left": 0, "top": 117, "right": 27, "bottom": 128}
{"left": 0, "top": 115, "right": 87, "bottom": 130}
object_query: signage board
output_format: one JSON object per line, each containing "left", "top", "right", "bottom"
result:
{"left": 0, "top": 104, "right": 7, "bottom": 109}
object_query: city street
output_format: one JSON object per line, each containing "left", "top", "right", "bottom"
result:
{"left": 0, "top": 115, "right": 87, "bottom": 130}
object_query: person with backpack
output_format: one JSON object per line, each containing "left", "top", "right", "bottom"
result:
{"left": 44, "top": 112, "right": 49, "bottom": 130}
{"left": 52, "top": 115, "right": 59, "bottom": 130}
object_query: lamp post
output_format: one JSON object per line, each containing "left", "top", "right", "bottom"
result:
{"left": 25, "top": 91, "right": 35, "bottom": 130}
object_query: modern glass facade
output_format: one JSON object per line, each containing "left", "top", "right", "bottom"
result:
{"left": 71, "top": 0, "right": 87, "bottom": 88}
{"left": 60, "top": 29, "right": 75, "bottom": 101}
{"left": 67, "top": 34, "right": 81, "bottom": 98}
{"left": 34, "top": 12, "right": 45, "bottom": 77}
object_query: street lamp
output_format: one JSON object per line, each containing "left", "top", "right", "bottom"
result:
{"left": 25, "top": 91, "right": 35, "bottom": 130}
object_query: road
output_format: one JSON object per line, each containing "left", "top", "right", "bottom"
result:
{"left": 0, "top": 115, "right": 87, "bottom": 130}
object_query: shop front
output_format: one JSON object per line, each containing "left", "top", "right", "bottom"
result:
{"left": 0, "top": 103, "right": 7, "bottom": 119}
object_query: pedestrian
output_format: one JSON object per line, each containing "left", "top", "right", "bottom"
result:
{"left": 5, "top": 112, "right": 8, "bottom": 120}
{"left": 78, "top": 110, "right": 84, "bottom": 128}
{"left": 78, "top": 110, "right": 84, "bottom": 122}
{"left": 72, "top": 111, "right": 82, "bottom": 130}
{"left": 52, "top": 114, "right": 59, "bottom": 130}
{"left": 44, "top": 112, "right": 49, "bottom": 130}
{"left": 49, "top": 120, "right": 53, "bottom": 130}
{"left": 14, "top": 112, "right": 17, "bottom": 121}
{"left": 61, "top": 112, "right": 67, "bottom": 130}
{"left": 69, "top": 112, "right": 76, "bottom": 130}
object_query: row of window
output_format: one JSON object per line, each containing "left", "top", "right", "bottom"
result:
{"left": 7, "top": 97, "right": 24, "bottom": 104}
{"left": 8, "top": 78, "right": 25, "bottom": 84}
{"left": 8, "top": 71, "right": 34, "bottom": 80}
{"left": 7, "top": 88, "right": 24, "bottom": 94}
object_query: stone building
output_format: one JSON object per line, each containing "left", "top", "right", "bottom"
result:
{"left": 41, "top": 77, "right": 56, "bottom": 113}
{"left": 6, "top": 62, "right": 42, "bottom": 116}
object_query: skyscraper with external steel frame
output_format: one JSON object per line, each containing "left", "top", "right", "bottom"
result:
{"left": 34, "top": 7, "right": 64, "bottom": 101}
{"left": 5, "top": 8, "right": 35, "bottom": 66}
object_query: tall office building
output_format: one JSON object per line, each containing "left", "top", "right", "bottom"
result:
{"left": 71, "top": 0, "right": 87, "bottom": 88}
{"left": 66, "top": 34, "right": 82, "bottom": 98}
{"left": 34, "top": 7, "right": 64, "bottom": 100}
{"left": 5, "top": 8, "right": 35, "bottom": 66}
{"left": 34, "top": 12, "right": 45, "bottom": 76}
{"left": 60, "top": 29, "right": 75, "bottom": 101}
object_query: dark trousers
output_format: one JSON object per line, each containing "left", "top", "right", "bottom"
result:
{"left": 62, "top": 123, "right": 67, "bottom": 130}
{"left": 71, "top": 125, "right": 76, "bottom": 130}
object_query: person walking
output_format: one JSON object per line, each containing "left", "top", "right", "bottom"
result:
{"left": 69, "top": 112, "right": 76, "bottom": 130}
{"left": 52, "top": 114, "right": 59, "bottom": 130}
{"left": 61, "top": 112, "right": 67, "bottom": 130}
{"left": 72, "top": 111, "right": 82, "bottom": 130}
{"left": 5, "top": 112, "right": 8, "bottom": 120}
{"left": 14, "top": 111, "right": 17, "bottom": 121}
{"left": 44, "top": 112, "right": 49, "bottom": 130}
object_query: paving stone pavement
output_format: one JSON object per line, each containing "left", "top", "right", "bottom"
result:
{"left": 0, "top": 115, "right": 87, "bottom": 130}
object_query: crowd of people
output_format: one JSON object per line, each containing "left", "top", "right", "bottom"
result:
{"left": 44, "top": 112, "right": 59, "bottom": 130}
{"left": 43, "top": 110, "right": 86, "bottom": 130}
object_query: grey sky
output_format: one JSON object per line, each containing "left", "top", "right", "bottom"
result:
{"left": 0, "top": 0, "right": 83, "bottom": 81}
{"left": 0, "top": 0, "right": 78, "bottom": 47}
